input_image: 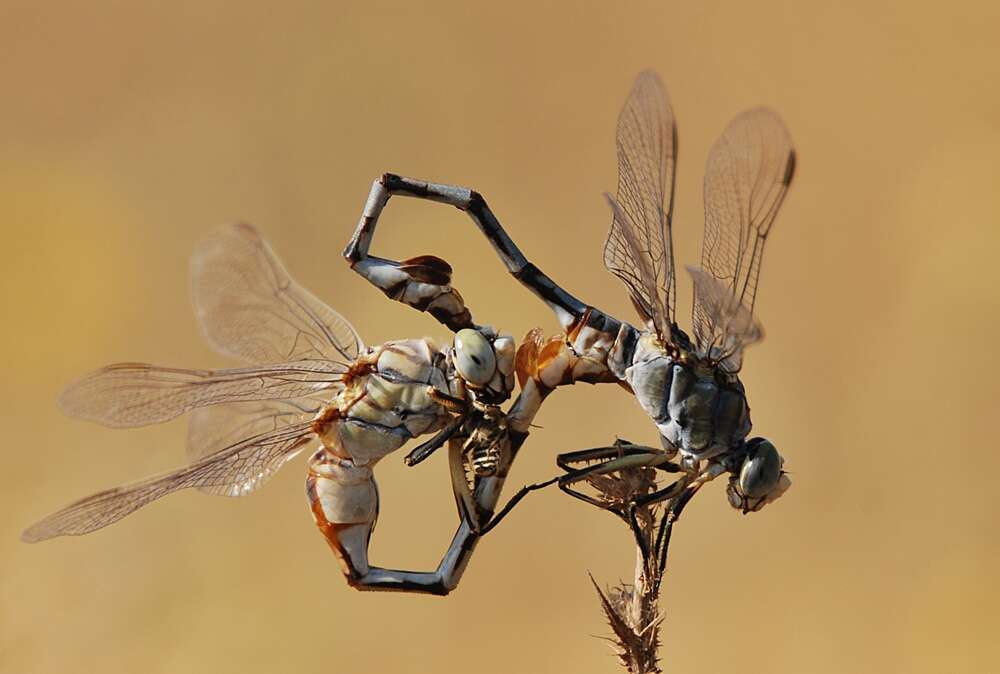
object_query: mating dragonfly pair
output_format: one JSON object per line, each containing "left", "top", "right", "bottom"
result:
{"left": 23, "top": 71, "right": 795, "bottom": 596}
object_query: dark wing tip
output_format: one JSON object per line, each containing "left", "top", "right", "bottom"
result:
{"left": 231, "top": 222, "right": 262, "bottom": 238}
{"left": 783, "top": 149, "right": 797, "bottom": 186}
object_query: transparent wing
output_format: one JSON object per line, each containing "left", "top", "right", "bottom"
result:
{"left": 22, "top": 422, "right": 315, "bottom": 542}
{"left": 603, "top": 70, "right": 677, "bottom": 339}
{"left": 186, "top": 398, "right": 322, "bottom": 495}
{"left": 687, "top": 266, "right": 764, "bottom": 372}
{"left": 192, "top": 223, "right": 364, "bottom": 365}
{"left": 693, "top": 107, "right": 796, "bottom": 371}
{"left": 59, "top": 361, "right": 344, "bottom": 428}
{"left": 186, "top": 397, "right": 323, "bottom": 465}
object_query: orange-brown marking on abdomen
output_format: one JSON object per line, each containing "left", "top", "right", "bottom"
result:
{"left": 306, "top": 475, "right": 361, "bottom": 578}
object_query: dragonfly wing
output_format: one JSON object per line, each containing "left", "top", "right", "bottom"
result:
{"left": 59, "top": 361, "right": 344, "bottom": 428}
{"left": 185, "top": 398, "right": 325, "bottom": 495}
{"left": 687, "top": 266, "right": 764, "bottom": 371}
{"left": 694, "top": 107, "right": 795, "bottom": 370}
{"left": 192, "top": 223, "right": 364, "bottom": 365}
{"left": 22, "top": 422, "right": 316, "bottom": 542}
{"left": 604, "top": 70, "right": 677, "bottom": 340}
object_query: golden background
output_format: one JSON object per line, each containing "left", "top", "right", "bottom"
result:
{"left": 2, "top": 2, "right": 998, "bottom": 672}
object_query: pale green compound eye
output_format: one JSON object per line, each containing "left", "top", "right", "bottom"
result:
{"left": 454, "top": 329, "right": 497, "bottom": 386}
{"left": 739, "top": 439, "right": 783, "bottom": 499}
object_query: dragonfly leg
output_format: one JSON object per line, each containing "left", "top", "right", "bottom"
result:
{"left": 473, "top": 448, "right": 672, "bottom": 530}
{"left": 474, "top": 442, "right": 681, "bottom": 534}
{"left": 556, "top": 441, "right": 678, "bottom": 471}
{"left": 554, "top": 454, "right": 658, "bottom": 521}
{"left": 475, "top": 476, "right": 560, "bottom": 535}
{"left": 555, "top": 443, "right": 684, "bottom": 521}
{"left": 557, "top": 444, "right": 681, "bottom": 482}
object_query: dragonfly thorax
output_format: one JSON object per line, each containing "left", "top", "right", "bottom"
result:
{"left": 623, "top": 332, "right": 751, "bottom": 461}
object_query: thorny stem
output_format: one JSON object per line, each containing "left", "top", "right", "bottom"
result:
{"left": 587, "top": 466, "right": 694, "bottom": 674}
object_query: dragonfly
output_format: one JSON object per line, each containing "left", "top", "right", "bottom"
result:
{"left": 345, "top": 70, "right": 796, "bottom": 539}
{"left": 22, "top": 221, "right": 548, "bottom": 595}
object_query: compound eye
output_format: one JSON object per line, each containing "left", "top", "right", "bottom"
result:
{"left": 454, "top": 329, "right": 496, "bottom": 387}
{"left": 739, "top": 439, "right": 783, "bottom": 499}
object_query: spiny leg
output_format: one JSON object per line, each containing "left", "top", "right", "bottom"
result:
{"left": 448, "top": 426, "right": 531, "bottom": 536}
{"left": 626, "top": 462, "right": 726, "bottom": 580}
{"left": 476, "top": 476, "right": 559, "bottom": 535}
{"left": 653, "top": 483, "right": 703, "bottom": 583}
{"left": 472, "top": 450, "right": 671, "bottom": 536}
{"left": 558, "top": 444, "right": 682, "bottom": 495}
{"left": 626, "top": 503, "right": 653, "bottom": 568}
{"left": 448, "top": 434, "right": 481, "bottom": 533}
{"left": 556, "top": 443, "right": 691, "bottom": 563}
{"left": 404, "top": 415, "right": 463, "bottom": 467}
{"left": 563, "top": 451, "right": 707, "bottom": 586}
{"left": 633, "top": 477, "right": 688, "bottom": 508}
{"left": 553, "top": 444, "right": 643, "bottom": 513}
{"left": 555, "top": 444, "right": 687, "bottom": 569}
{"left": 556, "top": 442, "right": 682, "bottom": 474}
{"left": 557, "top": 441, "right": 644, "bottom": 470}
{"left": 558, "top": 479, "right": 624, "bottom": 514}
{"left": 475, "top": 442, "right": 684, "bottom": 536}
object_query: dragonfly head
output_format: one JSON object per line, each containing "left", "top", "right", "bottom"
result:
{"left": 726, "top": 437, "right": 791, "bottom": 513}
{"left": 451, "top": 328, "right": 516, "bottom": 404}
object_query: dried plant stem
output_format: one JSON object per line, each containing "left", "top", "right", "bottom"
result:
{"left": 588, "top": 465, "right": 694, "bottom": 674}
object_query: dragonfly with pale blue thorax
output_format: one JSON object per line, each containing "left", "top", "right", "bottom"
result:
{"left": 360, "top": 71, "right": 797, "bottom": 554}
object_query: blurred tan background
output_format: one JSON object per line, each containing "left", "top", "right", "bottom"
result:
{"left": 2, "top": 1, "right": 999, "bottom": 672}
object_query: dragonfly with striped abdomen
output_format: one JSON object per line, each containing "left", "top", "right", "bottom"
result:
{"left": 23, "top": 221, "right": 552, "bottom": 595}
